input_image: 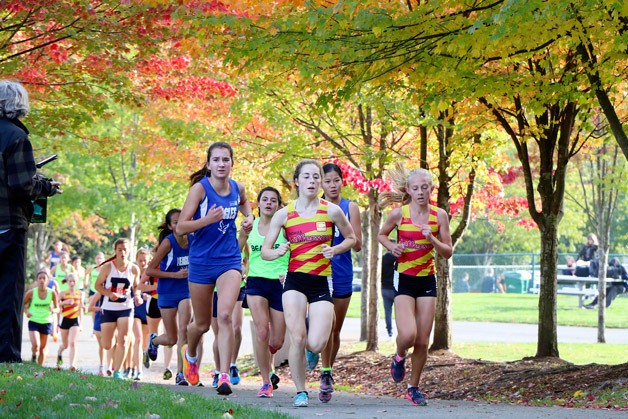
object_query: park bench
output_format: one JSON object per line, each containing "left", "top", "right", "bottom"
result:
{"left": 556, "top": 273, "right": 625, "bottom": 308}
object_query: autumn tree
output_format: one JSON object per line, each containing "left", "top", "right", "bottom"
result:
{"left": 569, "top": 139, "right": 626, "bottom": 342}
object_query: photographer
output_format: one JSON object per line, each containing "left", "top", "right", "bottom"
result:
{"left": 0, "top": 80, "right": 61, "bottom": 362}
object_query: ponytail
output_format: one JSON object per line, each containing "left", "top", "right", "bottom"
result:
{"left": 156, "top": 208, "right": 181, "bottom": 250}
{"left": 97, "top": 254, "right": 116, "bottom": 268}
{"left": 379, "top": 162, "right": 411, "bottom": 209}
{"left": 379, "top": 163, "right": 435, "bottom": 209}
{"left": 189, "top": 166, "right": 208, "bottom": 187}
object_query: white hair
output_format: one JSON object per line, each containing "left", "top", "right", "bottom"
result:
{"left": 0, "top": 80, "right": 29, "bottom": 119}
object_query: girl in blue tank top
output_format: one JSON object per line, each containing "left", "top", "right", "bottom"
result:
{"left": 145, "top": 209, "right": 193, "bottom": 385}
{"left": 316, "top": 163, "right": 363, "bottom": 401}
{"left": 176, "top": 142, "right": 254, "bottom": 394}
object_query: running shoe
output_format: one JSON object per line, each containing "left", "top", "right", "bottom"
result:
{"left": 306, "top": 350, "right": 319, "bottom": 371}
{"left": 229, "top": 365, "right": 240, "bottom": 385}
{"left": 147, "top": 333, "right": 159, "bottom": 361}
{"left": 98, "top": 365, "right": 105, "bottom": 377}
{"left": 31, "top": 354, "right": 36, "bottom": 363}
{"left": 143, "top": 351, "right": 150, "bottom": 369}
{"left": 123, "top": 368, "right": 132, "bottom": 379}
{"left": 257, "top": 382, "right": 273, "bottom": 398}
{"left": 112, "top": 371, "right": 124, "bottom": 380}
{"left": 196, "top": 381, "right": 204, "bottom": 387}
{"left": 57, "top": 354, "right": 63, "bottom": 366}
{"left": 181, "top": 344, "right": 199, "bottom": 386}
{"left": 216, "top": 373, "right": 233, "bottom": 395}
{"left": 270, "top": 372, "right": 280, "bottom": 390}
{"left": 175, "top": 372, "right": 188, "bottom": 386}
{"left": 134, "top": 371, "right": 142, "bottom": 381}
{"left": 406, "top": 386, "right": 427, "bottom": 406}
{"left": 293, "top": 391, "right": 309, "bottom": 407}
{"left": 211, "top": 372, "right": 219, "bottom": 388}
{"left": 318, "top": 371, "right": 334, "bottom": 403}
{"left": 106, "top": 369, "right": 112, "bottom": 377}
{"left": 390, "top": 355, "right": 406, "bottom": 383}
{"left": 163, "top": 368, "right": 173, "bottom": 380}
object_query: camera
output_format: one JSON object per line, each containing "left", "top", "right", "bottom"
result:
{"left": 31, "top": 154, "right": 58, "bottom": 224}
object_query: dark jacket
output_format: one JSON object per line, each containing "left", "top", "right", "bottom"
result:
{"left": 0, "top": 117, "right": 53, "bottom": 230}
{"left": 578, "top": 244, "right": 598, "bottom": 262}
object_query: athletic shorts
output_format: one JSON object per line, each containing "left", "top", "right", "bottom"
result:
{"left": 331, "top": 274, "right": 353, "bottom": 299}
{"left": 158, "top": 294, "right": 190, "bottom": 310}
{"left": 283, "top": 271, "right": 333, "bottom": 304}
{"left": 147, "top": 298, "right": 161, "bottom": 319}
{"left": 60, "top": 317, "right": 80, "bottom": 330}
{"left": 28, "top": 321, "right": 52, "bottom": 335}
{"left": 89, "top": 289, "right": 96, "bottom": 297}
{"left": 212, "top": 287, "right": 245, "bottom": 318}
{"left": 188, "top": 262, "right": 241, "bottom": 286}
{"left": 93, "top": 311, "right": 102, "bottom": 332}
{"left": 134, "top": 299, "right": 148, "bottom": 324}
{"left": 395, "top": 273, "right": 437, "bottom": 299}
{"left": 245, "top": 276, "right": 284, "bottom": 312}
{"left": 100, "top": 308, "right": 133, "bottom": 323}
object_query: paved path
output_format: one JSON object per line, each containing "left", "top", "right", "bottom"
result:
{"left": 21, "top": 317, "right": 627, "bottom": 418}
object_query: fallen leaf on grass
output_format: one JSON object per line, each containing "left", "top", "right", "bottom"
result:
{"left": 85, "top": 396, "right": 97, "bottom": 402}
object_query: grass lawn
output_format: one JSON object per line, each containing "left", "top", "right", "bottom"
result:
{"left": 347, "top": 292, "right": 628, "bottom": 328}
{"left": 348, "top": 341, "right": 628, "bottom": 365}
{"left": 0, "top": 364, "right": 291, "bottom": 419}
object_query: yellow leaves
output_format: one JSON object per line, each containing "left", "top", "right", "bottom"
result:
{"left": 573, "top": 390, "right": 585, "bottom": 398}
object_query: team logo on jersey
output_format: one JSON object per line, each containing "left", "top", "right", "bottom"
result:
{"left": 218, "top": 220, "right": 229, "bottom": 234}
{"left": 316, "top": 222, "right": 327, "bottom": 232}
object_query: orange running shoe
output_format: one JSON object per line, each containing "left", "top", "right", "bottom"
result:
{"left": 181, "top": 344, "right": 199, "bottom": 386}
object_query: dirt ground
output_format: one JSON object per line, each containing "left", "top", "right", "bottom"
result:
{"left": 272, "top": 351, "right": 628, "bottom": 410}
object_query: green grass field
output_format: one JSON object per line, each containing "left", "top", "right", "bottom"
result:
{"left": 347, "top": 292, "right": 628, "bottom": 328}
{"left": 349, "top": 340, "right": 627, "bottom": 365}
{"left": 0, "top": 364, "right": 291, "bottom": 419}
{"left": 345, "top": 292, "right": 627, "bottom": 365}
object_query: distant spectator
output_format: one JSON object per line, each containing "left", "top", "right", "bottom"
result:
{"left": 562, "top": 256, "right": 576, "bottom": 276}
{"left": 481, "top": 267, "right": 496, "bottom": 293}
{"left": 578, "top": 233, "right": 599, "bottom": 262}
{"left": 380, "top": 251, "right": 397, "bottom": 339}
{"left": 454, "top": 272, "right": 470, "bottom": 293}
{"left": 584, "top": 258, "right": 628, "bottom": 309}
{"left": 496, "top": 273, "right": 506, "bottom": 294}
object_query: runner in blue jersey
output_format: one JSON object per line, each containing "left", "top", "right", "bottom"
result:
{"left": 315, "top": 163, "right": 363, "bottom": 402}
{"left": 177, "top": 142, "right": 254, "bottom": 395}
{"left": 145, "top": 208, "right": 197, "bottom": 386}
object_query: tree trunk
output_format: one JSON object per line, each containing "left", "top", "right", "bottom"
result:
{"left": 536, "top": 222, "right": 560, "bottom": 358}
{"left": 596, "top": 246, "right": 609, "bottom": 343}
{"left": 431, "top": 255, "right": 452, "bottom": 350}
{"left": 30, "top": 224, "right": 51, "bottom": 271}
{"left": 365, "top": 190, "right": 382, "bottom": 351}
{"left": 430, "top": 116, "right": 455, "bottom": 351}
{"left": 360, "top": 209, "right": 369, "bottom": 342}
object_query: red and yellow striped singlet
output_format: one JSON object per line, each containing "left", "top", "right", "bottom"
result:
{"left": 61, "top": 290, "right": 81, "bottom": 319}
{"left": 285, "top": 199, "right": 333, "bottom": 276}
{"left": 397, "top": 204, "right": 439, "bottom": 277}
